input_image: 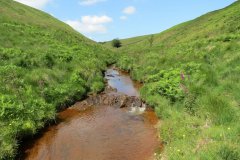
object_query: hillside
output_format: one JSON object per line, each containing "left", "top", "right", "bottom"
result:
{"left": 107, "top": 1, "right": 240, "bottom": 49}
{"left": 107, "top": 1, "right": 240, "bottom": 159}
{"left": 0, "top": 1, "right": 115, "bottom": 159}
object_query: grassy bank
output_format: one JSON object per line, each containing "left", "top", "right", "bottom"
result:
{"left": 0, "top": 1, "right": 115, "bottom": 159}
{"left": 106, "top": 1, "right": 240, "bottom": 159}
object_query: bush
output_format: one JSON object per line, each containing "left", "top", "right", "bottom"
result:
{"left": 112, "top": 39, "right": 122, "bottom": 48}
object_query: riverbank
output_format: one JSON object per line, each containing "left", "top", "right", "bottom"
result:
{"left": 18, "top": 67, "right": 160, "bottom": 160}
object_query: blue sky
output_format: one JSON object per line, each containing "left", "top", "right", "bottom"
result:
{"left": 15, "top": 0, "right": 236, "bottom": 42}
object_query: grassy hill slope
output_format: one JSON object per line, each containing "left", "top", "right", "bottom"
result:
{"left": 107, "top": 1, "right": 240, "bottom": 159}
{"left": 0, "top": 1, "right": 115, "bottom": 159}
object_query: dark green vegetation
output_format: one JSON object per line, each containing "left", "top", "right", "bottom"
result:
{"left": 111, "top": 38, "right": 122, "bottom": 48}
{"left": 0, "top": 1, "right": 115, "bottom": 159}
{"left": 105, "top": 1, "right": 240, "bottom": 159}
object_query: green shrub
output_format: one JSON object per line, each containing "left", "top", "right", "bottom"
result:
{"left": 112, "top": 39, "right": 122, "bottom": 48}
{"left": 43, "top": 53, "right": 55, "bottom": 68}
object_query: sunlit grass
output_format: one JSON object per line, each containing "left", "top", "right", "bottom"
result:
{"left": 0, "top": 1, "right": 115, "bottom": 159}
{"left": 110, "top": 1, "right": 240, "bottom": 159}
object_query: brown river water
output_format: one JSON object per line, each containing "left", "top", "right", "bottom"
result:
{"left": 19, "top": 67, "right": 159, "bottom": 160}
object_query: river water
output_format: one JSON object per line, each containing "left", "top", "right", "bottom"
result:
{"left": 20, "top": 67, "right": 159, "bottom": 160}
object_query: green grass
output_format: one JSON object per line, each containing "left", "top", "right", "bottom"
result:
{"left": 1, "top": 0, "right": 240, "bottom": 159}
{"left": 0, "top": 1, "right": 115, "bottom": 159}
{"left": 105, "top": 1, "right": 240, "bottom": 159}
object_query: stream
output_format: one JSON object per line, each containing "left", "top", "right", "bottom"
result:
{"left": 19, "top": 67, "right": 159, "bottom": 160}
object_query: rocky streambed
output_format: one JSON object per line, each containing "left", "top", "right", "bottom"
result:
{"left": 19, "top": 67, "right": 159, "bottom": 160}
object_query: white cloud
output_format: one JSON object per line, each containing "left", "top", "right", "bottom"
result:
{"left": 66, "top": 20, "right": 107, "bottom": 33}
{"left": 123, "top": 6, "right": 136, "bottom": 15}
{"left": 82, "top": 15, "right": 112, "bottom": 24}
{"left": 79, "top": 0, "right": 106, "bottom": 6}
{"left": 14, "top": 0, "right": 51, "bottom": 9}
{"left": 120, "top": 16, "right": 127, "bottom": 20}
{"left": 66, "top": 15, "right": 112, "bottom": 34}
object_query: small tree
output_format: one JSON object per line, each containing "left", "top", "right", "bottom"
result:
{"left": 112, "top": 39, "right": 122, "bottom": 48}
